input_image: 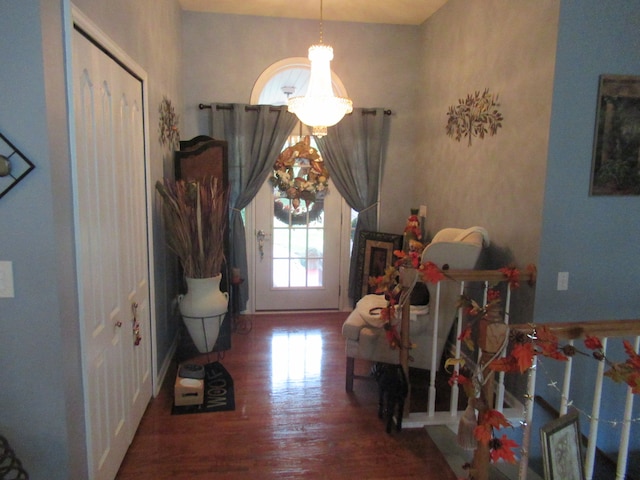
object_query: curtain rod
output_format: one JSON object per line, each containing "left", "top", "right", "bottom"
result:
{"left": 198, "top": 103, "right": 392, "bottom": 115}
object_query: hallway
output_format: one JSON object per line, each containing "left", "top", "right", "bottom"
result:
{"left": 115, "top": 312, "right": 459, "bottom": 479}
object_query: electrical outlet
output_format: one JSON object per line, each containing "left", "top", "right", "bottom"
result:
{"left": 557, "top": 271, "right": 569, "bottom": 291}
{"left": 419, "top": 205, "right": 427, "bottom": 217}
{"left": 0, "top": 261, "right": 15, "bottom": 298}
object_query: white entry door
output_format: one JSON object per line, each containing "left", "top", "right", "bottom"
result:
{"left": 71, "top": 25, "right": 152, "bottom": 480}
{"left": 254, "top": 138, "right": 342, "bottom": 311}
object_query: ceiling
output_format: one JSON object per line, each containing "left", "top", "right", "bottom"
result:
{"left": 177, "top": 0, "right": 449, "bottom": 25}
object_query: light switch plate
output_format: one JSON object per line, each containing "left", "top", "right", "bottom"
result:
{"left": 557, "top": 271, "right": 569, "bottom": 291}
{"left": 0, "top": 261, "right": 15, "bottom": 298}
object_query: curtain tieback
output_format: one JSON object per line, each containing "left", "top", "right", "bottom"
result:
{"left": 359, "top": 202, "right": 379, "bottom": 214}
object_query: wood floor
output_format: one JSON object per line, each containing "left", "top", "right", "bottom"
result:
{"left": 115, "top": 312, "right": 459, "bottom": 479}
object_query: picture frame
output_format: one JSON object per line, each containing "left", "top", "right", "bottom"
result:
{"left": 354, "top": 231, "right": 402, "bottom": 304}
{"left": 540, "top": 410, "right": 585, "bottom": 480}
{"left": 590, "top": 74, "right": 640, "bottom": 196}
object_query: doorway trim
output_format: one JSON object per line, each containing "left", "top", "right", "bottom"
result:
{"left": 244, "top": 58, "right": 354, "bottom": 313}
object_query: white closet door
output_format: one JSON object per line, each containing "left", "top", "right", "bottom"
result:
{"left": 72, "top": 27, "right": 152, "bottom": 480}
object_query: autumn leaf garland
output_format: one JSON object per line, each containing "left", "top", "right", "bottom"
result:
{"left": 368, "top": 257, "right": 640, "bottom": 469}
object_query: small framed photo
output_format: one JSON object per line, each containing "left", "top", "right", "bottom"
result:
{"left": 354, "top": 231, "right": 402, "bottom": 304}
{"left": 540, "top": 410, "right": 585, "bottom": 480}
{"left": 590, "top": 74, "right": 640, "bottom": 196}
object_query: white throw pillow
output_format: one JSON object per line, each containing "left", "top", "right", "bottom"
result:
{"left": 355, "top": 294, "right": 389, "bottom": 328}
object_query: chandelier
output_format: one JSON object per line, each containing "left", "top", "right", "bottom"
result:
{"left": 287, "top": 0, "right": 353, "bottom": 137}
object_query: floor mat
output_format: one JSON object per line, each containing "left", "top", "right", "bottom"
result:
{"left": 171, "top": 361, "right": 235, "bottom": 415}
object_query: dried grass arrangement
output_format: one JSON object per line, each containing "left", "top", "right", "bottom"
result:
{"left": 156, "top": 177, "right": 229, "bottom": 278}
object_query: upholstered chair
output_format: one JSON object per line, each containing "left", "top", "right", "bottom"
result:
{"left": 342, "top": 227, "right": 489, "bottom": 392}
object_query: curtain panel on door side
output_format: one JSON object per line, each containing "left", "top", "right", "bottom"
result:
{"left": 211, "top": 104, "right": 298, "bottom": 311}
{"left": 316, "top": 108, "right": 390, "bottom": 304}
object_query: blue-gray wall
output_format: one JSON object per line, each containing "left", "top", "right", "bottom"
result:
{"left": 532, "top": 0, "right": 640, "bottom": 461}
{"left": 0, "top": 2, "right": 77, "bottom": 478}
{"left": 0, "top": 0, "right": 182, "bottom": 478}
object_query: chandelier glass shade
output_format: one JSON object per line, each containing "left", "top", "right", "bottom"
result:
{"left": 287, "top": 32, "right": 353, "bottom": 136}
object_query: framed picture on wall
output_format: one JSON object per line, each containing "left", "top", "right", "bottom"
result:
{"left": 590, "top": 74, "right": 640, "bottom": 196}
{"left": 540, "top": 410, "right": 585, "bottom": 480}
{"left": 354, "top": 231, "right": 402, "bottom": 304}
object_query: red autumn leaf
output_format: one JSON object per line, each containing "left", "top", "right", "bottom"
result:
{"left": 458, "top": 326, "right": 475, "bottom": 351}
{"left": 584, "top": 335, "right": 603, "bottom": 351}
{"left": 544, "top": 349, "right": 570, "bottom": 361}
{"left": 625, "top": 372, "right": 640, "bottom": 394}
{"left": 487, "top": 288, "right": 501, "bottom": 302}
{"left": 489, "top": 356, "right": 519, "bottom": 373}
{"left": 393, "top": 252, "right": 407, "bottom": 267}
{"left": 535, "top": 326, "right": 568, "bottom": 361}
{"left": 511, "top": 342, "right": 535, "bottom": 373}
{"left": 490, "top": 434, "right": 519, "bottom": 463}
{"left": 412, "top": 254, "right": 422, "bottom": 268}
{"left": 423, "top": 261, "right": 445, "bottom": 283}
{"left": 482, "top": 409, "right": 511, "bottom": 430}
{"left": 499, "top": 267, "right": 520, "bottom": 290}
{"left": 380, "top": 307, "right": 393, "bottom": 321}
{"left": 474, "top": 423, "right": 493, "bottom": 445}
{"left": 623, "top": 340, "right": 640, "bottom": 370}
{"left": 458, "top": 326, "right": 471, "bottom": 342}
{"left": 384, "top": 324, "right": 401, "bottom": 349}
{"left": 448, "top": 371, "right": 471, "bottom": 387}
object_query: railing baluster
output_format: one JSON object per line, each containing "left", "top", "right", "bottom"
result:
{"left": 519, "top": 356, "right": 537, "bottom": 480}
{"left": 476, "top": 282, "right": 490, "bottom": 369}
{"left": 585, "top": 337, "right": 608, "bottom": 480}
{"left": 428, "top": 281, "right": 441, "bottom": 417}
{"left": 616, "top": 335, "right": 639, "bottom": 479}
{"left": 495, "top": 285, "right": 512, "bottom": 413}
{"left": 449, "top": 280, "right": 466, "bottom": 416}
{"left": 560, "top": 339, "right": 573, "bottom": 416}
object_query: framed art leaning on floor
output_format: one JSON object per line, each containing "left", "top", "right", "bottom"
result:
{"left": 540, "top": 410, "right": 585, "bottom": 480}
{"left": 354, "top": 230, "right": 402, "bottom": 304}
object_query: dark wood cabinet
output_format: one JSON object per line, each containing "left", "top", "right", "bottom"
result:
{"left": 174, "top": 135, "right": 231, "bottom": 353}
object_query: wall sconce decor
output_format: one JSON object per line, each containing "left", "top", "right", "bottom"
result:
{"left": 0, "top": 130, "right": 35, "bottom": 200}
{"left": 446, "top": 88, "right": 503, "bottom": 146}
{"left": 159, "top": 96, "right": 180, "bottom": 148}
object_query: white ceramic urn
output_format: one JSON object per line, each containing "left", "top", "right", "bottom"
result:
{"left": 179, "top": 274, "right": 228, "bottom": 353}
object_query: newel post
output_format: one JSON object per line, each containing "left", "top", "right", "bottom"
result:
{"left": 469, "top": 316, "right": 503, "bottom": 480}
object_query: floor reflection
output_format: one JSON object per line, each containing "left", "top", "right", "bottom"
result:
{"left": 271, "top": 330, "right": 323, "bottom": 388}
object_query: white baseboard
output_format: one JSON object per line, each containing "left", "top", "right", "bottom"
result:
{"left": 154, "top": 335, "right": 178, "bottom": 397}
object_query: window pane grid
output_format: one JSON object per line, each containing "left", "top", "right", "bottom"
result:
{"left": 270, "top": 137, "right": 326, "bottom": 289}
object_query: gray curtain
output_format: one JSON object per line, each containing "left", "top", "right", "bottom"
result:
{"left": 316, "top": 108, "right": 390, "bottom": 303}
{"left": 211, "top": 104, "right": 298, "bottom": 311}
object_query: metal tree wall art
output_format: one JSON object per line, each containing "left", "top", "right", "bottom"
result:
{"left": 446, "top": 88, "right": 503, "bottom": 146}
{"left": 159, "top": 96, "right": 180, "bottom": 148}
